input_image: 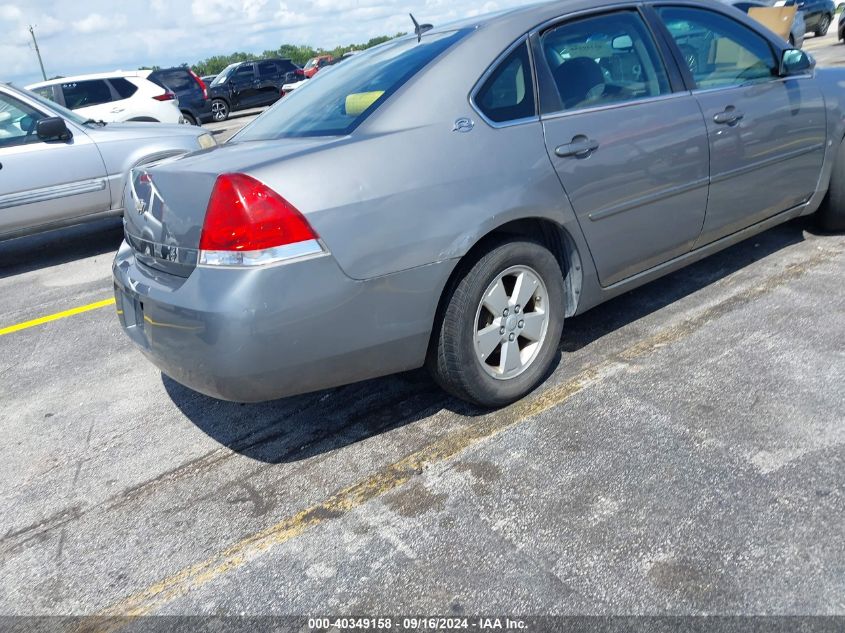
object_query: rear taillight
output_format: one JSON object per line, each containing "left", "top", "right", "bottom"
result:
{"left": 198, "top": 173, "right": 323, "bottom": 267}
{"left": 153, "top": 91, "right": 176, "bottom": 101}
{"left": 189, "top": 69, "right": 208, "bottom": 100}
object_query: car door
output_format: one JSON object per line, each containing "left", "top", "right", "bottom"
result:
{"left": 655, "top": 5, "right": 826, "bottom": 246}
{"left": 535, "top": 8, "right": 710, "bottom": 287}
{"left": 0, "top": 89, "right": 110, "bottom": 237}
{"left": 229, "top": 64, "right": 258, "bottom": 108}
{"left": 256, "top": 61, "right": 283, "bottom": 105}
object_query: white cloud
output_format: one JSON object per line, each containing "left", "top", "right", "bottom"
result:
{"left": 0, "top": 4, "right": 22, "bottom": 21}
{"left": 5, "top": 0, "right": 536, "bottom": 84}
{"left": 72, "top": 13, "right": 127, "bottom": 33}
{"left": 191, "top": 0, "right": 268, "bottom": 25}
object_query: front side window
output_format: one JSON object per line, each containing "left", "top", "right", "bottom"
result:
{"left": 210, "top": 64, "right": 237, "bottom": 86}
{"left": 235, "top": 30, "right": 467, "bottom": 140}
{"left": 657, "top": 6, "right": 777, "bottom": 89}
{"left": 475, "top": 42, "right": 536, "bottom": 123}
{"left": 61, "top": 80, "right": 113, "bottom": 109}
{"left": 232, "top": 65, "right": 255, "bottom": 82}
{"left": 540, "top": 11, "right": 671, "bottom": 113}
{"left": 0, "top": 92, "right": 45, "bottom": 148}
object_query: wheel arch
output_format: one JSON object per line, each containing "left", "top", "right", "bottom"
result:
{"left": 426, "top": 217, "right": 583, "bottom": 363}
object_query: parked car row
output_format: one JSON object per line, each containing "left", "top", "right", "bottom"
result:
{"left": 27, "top": 71, "right": 188, "bottom": 125}
{"left": 207, "top": 58, "right": 299, "bottom": 121}
{"left": 22, "top": 56, "right": 312, "bottom": 126}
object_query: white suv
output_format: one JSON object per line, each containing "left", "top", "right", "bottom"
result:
{"left": 26, "top": 71, "right": 185, "bottom": 124}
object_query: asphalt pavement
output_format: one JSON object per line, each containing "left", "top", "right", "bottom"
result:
{"left": 0, "top": 33, "right": 844, "bottom": 626}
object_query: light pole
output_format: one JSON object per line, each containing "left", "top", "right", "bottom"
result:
{"left": 29, "top": 25, "right": 47, "bottom": 81}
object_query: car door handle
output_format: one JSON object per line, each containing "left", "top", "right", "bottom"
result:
{"left": 555, "top": 136, "right": 600, "bottom": 158}
{"left": 714, "top": 107, "right": 744, "bottom": 126}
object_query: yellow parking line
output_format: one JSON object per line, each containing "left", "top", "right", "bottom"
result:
{"left": 0, "top": 298, "right": 115, "bottom": 337}
{"left": 76, "top": 246, "right": 844, "bottom": 630}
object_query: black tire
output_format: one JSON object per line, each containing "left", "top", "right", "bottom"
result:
{"left": 427, "top": 239, "right": 565, "bottom": 408}
{"left": 817, "top": 139, "right": 845, "bottom": 231}
{"left": 182, "top": 111, "right": 198, "bottom": 126}
{"left": 211, "top": 99, "right": 229, "bottom": 122}
{"left": 816, "top": 13, "right": 832, "bottom": 36}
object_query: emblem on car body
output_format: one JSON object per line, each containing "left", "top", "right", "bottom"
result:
{"left": 131, "top": 170, "right": 162, "bottom": 216}
{"left": 453, "top": 117, "right": 474, "bottom": 133}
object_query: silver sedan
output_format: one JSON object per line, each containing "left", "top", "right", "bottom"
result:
{"left": 114, "top": 0, "right": 845, "bottom": 407}
{"left": 0, "top": 83, "right": 214, "bottom": 241}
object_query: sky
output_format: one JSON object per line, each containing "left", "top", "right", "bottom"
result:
{"left": 1, "top": 0, "right": 536, "bottom": 85}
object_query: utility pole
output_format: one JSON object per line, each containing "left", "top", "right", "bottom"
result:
{"left": 28, "top": 25, "right": 47, "bottom": 81}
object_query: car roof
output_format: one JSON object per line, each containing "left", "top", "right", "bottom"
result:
{"left": 26, "top": 70, "right": 150, "bottom": 89}
{"left": 425, "top": 0, "right": 748, "bottom": 36}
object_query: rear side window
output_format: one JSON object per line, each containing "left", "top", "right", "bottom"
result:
{"left": 475, "top": 42, "right": 536, "bottom": 124}
{"left": 235, "top": 30, "right": 468, "bottom": 139}
{"left": 258, "top": 61, "right": 280, "bottom": 78}
{"left": 61, "top": 80, "right": 113, "bottom": 108}
{"left": 657, "top": 6, "right": 777, "bottom": 89}
{"left": 540, "top": 11, "right": 671, "bottom": 113}
{"left": 109, "top": 78, "right": 138, "bottom": 99}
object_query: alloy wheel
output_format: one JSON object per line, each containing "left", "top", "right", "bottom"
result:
{"left": 473, "top": 265, "right": 550, "bottom": 380}
{"left": 211, "top": 100, "right": 228, "bottom": 121}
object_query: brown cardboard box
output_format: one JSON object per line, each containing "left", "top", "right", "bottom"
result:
{"left": 748, "top": 5, "right": 797, "bottom": 40}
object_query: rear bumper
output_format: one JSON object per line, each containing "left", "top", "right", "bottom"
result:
{"left": 112, "top": 241, "right": 454, "bottom": 402}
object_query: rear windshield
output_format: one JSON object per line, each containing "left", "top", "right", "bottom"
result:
{"left": 234, "top": 30, "right": 468, "bottom": 140}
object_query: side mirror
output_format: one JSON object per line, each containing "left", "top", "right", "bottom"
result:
{"left": 612, "top": 35, "right": 633, "bottom": 50}
{"left": 36, "top": 117, "right": 72, "bottom": 142}
{"left": 780, "top": 48, "right": 814, "bottom": 76}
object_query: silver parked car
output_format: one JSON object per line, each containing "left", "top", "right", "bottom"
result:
{"left": 0, "top": 83, "right": 215, "bottom": 241}
{"left": 114, "top": 0, "right": 845, "bottom": 407}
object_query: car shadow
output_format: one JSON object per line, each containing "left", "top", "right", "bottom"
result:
{"left": 0, "top": 217, "right": 123, "bottom": 280}
{"left": 163, "top": 368, "right": 482, "bottom": 465}
{"left": 165, "top": 217, "right": 813, "bottom": 464}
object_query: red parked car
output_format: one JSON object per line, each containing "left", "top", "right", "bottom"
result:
{"left": 299, "top": 55, "right": 334, "bottom": 79}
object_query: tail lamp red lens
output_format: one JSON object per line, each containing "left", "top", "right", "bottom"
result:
{"left": 199, "top": 173, "right": 317, "bottom": 252}
{"left": 190, "top": 70, "right": 208, "bottom": 100}
{"left": 153, "top": 91, "right": 176, "bottom": 101}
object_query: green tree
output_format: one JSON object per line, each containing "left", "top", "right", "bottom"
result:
{"left": 190, "top": 33, "right": 405, "bottom": 76}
